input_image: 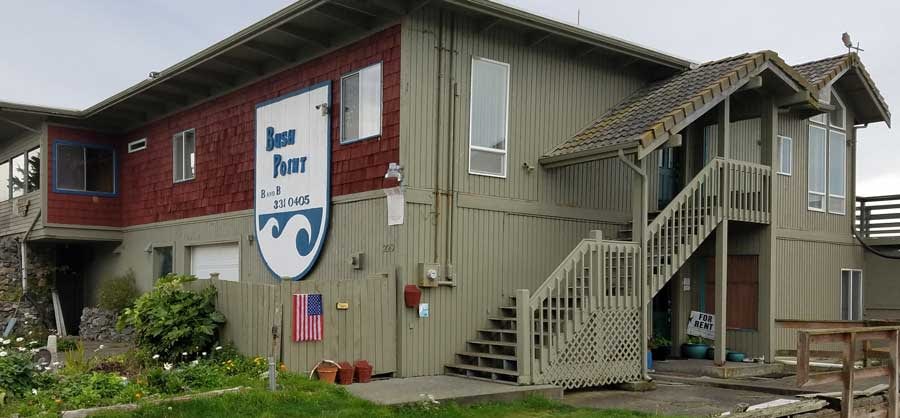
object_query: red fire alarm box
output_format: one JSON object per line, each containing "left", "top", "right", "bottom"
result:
{"left": 404, "top": 285, "right": 421, "bottom": 308}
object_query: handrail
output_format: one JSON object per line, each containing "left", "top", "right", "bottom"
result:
{"left": 521, "top": 237, "right": 641, "bottom": 385}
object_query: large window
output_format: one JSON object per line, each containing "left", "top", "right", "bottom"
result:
{"left": 840, "top": 269, "right": 863, "bottom": 321}
{"left": 173, "top": 129, "right": 196, "bottom": 183}
{"left": 26, "top": 147, "right": 40, "bottom": 193}
{"left": 469, "top": 57, "right": 510, "bottom": 178}
{"left": 340, "top": 63, "right": 382, "bottom": 144}
{"left": 54, "top": 142, "right": 116, "bottom": 195}
{"left": 777, "top": 135, "right": 792, "bottom": 176}
{"left": 190, "top": 243, "right": 240, "bottom": 282}
{"left": 808, "top": 92, "right": 847, "bottom": 214}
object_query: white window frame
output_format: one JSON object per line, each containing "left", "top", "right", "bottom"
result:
{"left": 468, "top": 57, "right": 510, "bottom": 178}
{"left": 777, "top": 135, "right": 792, "bottom": 176}
{"left": 128, "top": 138, "right": 148, "bottom": 153}
{"left": 340, "top": 62, "right": 383, "bottom": 144}
{"left": 829, "top": 92, "right": 846, "bottom": 130}
{"left": 173, "top": 129, "right": 196, "bottom": 183}
{"left": 189, "top": 241, "right": 240, "bottom": 282}
{"left": 807, "top": 125, "right": 827, "bottom": 212}
{"left": 840, "top": 269, "right": 863, "bottom": 321}
{"left": 827, "top": 129, "right": 847, "bottom": 215}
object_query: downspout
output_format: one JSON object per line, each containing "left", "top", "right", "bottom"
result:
{"left": 618, "top": 149, "right": 650, "bottom": 381}
{"left": 442, "top": 14, "right": 457, "bottom": 283}
{"left": 430, "top": 10, "right": 445, "bottom": 264}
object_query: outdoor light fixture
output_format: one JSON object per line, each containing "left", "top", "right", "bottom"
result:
{"left": 384, "top": 162, "right": 403, "bottom": 184}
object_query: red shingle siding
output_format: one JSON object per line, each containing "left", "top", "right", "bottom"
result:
{"left": 45, "top": 25, "right": 401, "bottom": 228}
{"left": 46, "top": 126, "right": 124, "bottom": 227}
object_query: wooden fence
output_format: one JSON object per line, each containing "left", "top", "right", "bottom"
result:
{"left": 188, "top": 271, "right": 398, "bottom": 375}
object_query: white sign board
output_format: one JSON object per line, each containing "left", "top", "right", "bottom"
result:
{"left": 687, "top": 311, "right": 716, "bottom": 340}
{"left": 255, "top": 82, "right": 331, "bottom": 281}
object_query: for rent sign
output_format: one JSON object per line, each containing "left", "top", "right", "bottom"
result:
{"left": 254, "top": 82, "right": 331, "bottom": 280}
{"left": 687, "top": 311, "right": 715, "bottom": 340}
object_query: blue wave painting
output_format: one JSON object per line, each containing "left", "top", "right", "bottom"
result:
{"left": 258, "top": 208, "right": 323, "bottom": 257}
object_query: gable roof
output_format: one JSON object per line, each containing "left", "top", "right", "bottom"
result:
{"left": 540, "top": 51, "right": 816, "bottom": 166}
{"left": 793, "top": 53, "right": 890, "bottom": 126}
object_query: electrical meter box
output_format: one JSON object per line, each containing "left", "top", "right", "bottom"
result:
{"left": 417, "top": 262, "right": 441, "bottom": 288}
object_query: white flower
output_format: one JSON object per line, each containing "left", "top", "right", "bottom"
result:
{"left": 17, "top": 347, "right": 25, "bottom": 352}
{"left": 0, "top": 351, "right": 7, "bottom": 357}
{"left": 27, "top": 331, "right": 32, "bottom": 335}
{"left": 152, "top": 354, "right": 160, "bottom": 360}
{"left": 52, "top": 362, "right": 60, "bottom": 366}
{"left": 182, "top": 352, "right": 188, "bottom": 356}
{"left": 31, "top": 389, "right": 37, "bottom": 396}
{"left": 163, "top": 363, "right": 173, "bottom": 371}
{"left": 215, "top": 346, "right": 223, "bottom": 351}
{"left": 202, "top": 352, "right": 207, "bottom": 356}
{"left": 30, "top": 348, "right": 38, "bottom": 353}
{"left": 191, "top": 359, "right": 199, "bottom": 366}
{"left": 28, "top": 340, "right": 38, "bottom": 346}
{"left": 1, "top": 339, "right": 9, "bottom": 346}
{"left": 15, "top": 337, "right": 23, "bottom": 342}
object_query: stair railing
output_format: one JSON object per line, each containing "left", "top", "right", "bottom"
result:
{"left": 517, "top": 236, "right": 641, "bottom": 384}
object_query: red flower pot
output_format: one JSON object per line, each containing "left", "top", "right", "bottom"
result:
{"left": 354, "top": 360, "right": 373, "bottom": 383}
{"left": 337, "top": 362, "right": 354, "bottom": 385}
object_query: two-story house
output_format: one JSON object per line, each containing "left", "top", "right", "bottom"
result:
{"left": 0, "top": 0, "right": 890, "bottom": 388}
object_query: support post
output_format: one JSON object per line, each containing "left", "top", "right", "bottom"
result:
{"left": 714, "top": 219, "right": 728, "bottom": 365}
{"left": 717, "top": 96, "right": 730, "bottom": 159}
{"left": 841, "top": 333, "right": 856, "bottom": 418}
{"left": 760, "top": 97, "right": 778, "bottom": 362}
{"left": 515, "top": 289, "right": 532, "bottom": 384}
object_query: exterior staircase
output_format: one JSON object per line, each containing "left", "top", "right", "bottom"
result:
{"left": 445, "top": 157, "right": 771, "bottom": 388}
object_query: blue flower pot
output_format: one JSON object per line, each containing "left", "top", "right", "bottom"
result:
{"left": 681, "top": 343, "right": 709, "bottom": 359}
{"left": 726, "top": 352, "right": 745, "bottom": 362}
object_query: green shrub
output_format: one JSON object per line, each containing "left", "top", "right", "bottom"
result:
{"left": 57, "top": 337, "right": 79, "bottom": 352}
{"left": 117, "top": 274, "right": 225, "bottom": 361}
{"left": 56, "top": 372, "right": 130, "bottom": 408}
{"left": 0, "top": 351, "right": 35, "bottom": 398}
{"left": 98, "top": 269, "right": 140, "bottom": 313}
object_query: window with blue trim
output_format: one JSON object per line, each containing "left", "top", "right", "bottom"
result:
{"left": 55, "top": 142, "right": 116, "bottom": 195}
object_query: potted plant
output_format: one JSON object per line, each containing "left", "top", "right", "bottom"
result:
{"left": 681, "top": 336, "right": 710, "bottom": 359}
{"left": 649, "top": 336, "right": 672, "bottom": 362}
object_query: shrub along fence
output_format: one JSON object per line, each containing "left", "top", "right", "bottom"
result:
{"left": 186, "top": 271, "right": 398, "bottom": 377}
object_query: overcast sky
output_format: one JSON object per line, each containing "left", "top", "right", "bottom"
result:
{"left": 1, "top": 0, "right": 897, "bottom": 195}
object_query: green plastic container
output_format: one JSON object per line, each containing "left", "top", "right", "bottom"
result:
{"left": 681, "top": 343, "right": 709, "bottom": 359}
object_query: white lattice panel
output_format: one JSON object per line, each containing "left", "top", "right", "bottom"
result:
{"left": 539, "top": 308, "right": 642, "bottom": 389}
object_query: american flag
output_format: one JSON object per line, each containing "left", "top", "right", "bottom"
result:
{"left": 293, "top": 293, "right": 323, "bottom": 342}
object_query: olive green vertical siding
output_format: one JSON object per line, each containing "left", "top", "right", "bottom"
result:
{"left": 772, "top": 238, "right": 863, "bottom": 352}
{"left": 864, "top": 251, "right": 900, "bottom": 320}
{"left": 775, "top": 107, "right": 856, "bottom": 234}
{"left": 89, "top": 195, "right": 402, "bottom": 297}
{"left": 0, "top": 128, "right": 44, "bottom": 237}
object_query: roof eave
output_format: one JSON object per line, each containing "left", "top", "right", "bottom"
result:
{"left": 443, "top": 0, "right": 693, "bottom": 70}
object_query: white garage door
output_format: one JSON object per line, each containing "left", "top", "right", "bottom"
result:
{"left": 191, "top": 243, "right": 240, "bottom": 282}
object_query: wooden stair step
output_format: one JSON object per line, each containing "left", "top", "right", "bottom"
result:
{"left": 445, "top": 371, "right": 519, "bottom": 385}
{"left": 477, "top": 328, "right": 516, "bottom": 334}
{"left": 456, "top": 351, "right": 517, "bottom": 361}
{"left": 445, "top": 363, "right": 519, "bottom": 377}
{"left": 467, "top": 339, "right": 517, "bottom": 347}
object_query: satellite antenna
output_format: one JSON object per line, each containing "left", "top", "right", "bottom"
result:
{"left": 842, "top": 32, "right": 864, "bottom": 54}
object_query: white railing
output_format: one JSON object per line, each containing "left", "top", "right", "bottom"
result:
{"left": 646, "top": 158, "right": 771, "bottom": 295}
{"left": 516, "top": 237, "right": 641, "bottom": 386}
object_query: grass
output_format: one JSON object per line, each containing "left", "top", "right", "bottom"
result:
{"left": 93, "top": 375, "right": 691, "bottom": 418}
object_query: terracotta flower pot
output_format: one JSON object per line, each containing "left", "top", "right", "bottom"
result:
{"left": 315, "top": 362, "right": 339, "bottom": 384}
{"left": 337, "top": 362, "right": 354, "bottom": 385}
{"left": 354, "top": 360, "right": 373, "bottom": 383}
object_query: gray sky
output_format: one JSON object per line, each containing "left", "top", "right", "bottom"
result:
{"left": 1, "top": 0, "right": 897, "bottom": 195}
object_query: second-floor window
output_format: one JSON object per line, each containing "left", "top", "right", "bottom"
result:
{"left": 55, "top": 142, "right": 116, "bottom": 195}
{"left": 777, "top": 135, "right": 792, "bottom": 176}
{"left": 173, "top": 129, "right": 196, "bottom": 183}
{"left": 808, "top": 92, "right": 846, "bottom": 214}
{"left": 340, "top": 63, "right": 382, "bottom": 144}
{"left": 469, "top": 57, "right": 510, "bottom": 178}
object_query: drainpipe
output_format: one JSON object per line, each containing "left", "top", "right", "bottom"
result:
{"left": 20, "top": 209, "right": 41, "bottom": 292}
{"left": 618, "top": 150, "right": 650, "bottom": 381}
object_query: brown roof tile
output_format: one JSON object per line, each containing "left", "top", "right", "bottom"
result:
{"left": 542, "top": 51, "right": 811, "bottom": 163}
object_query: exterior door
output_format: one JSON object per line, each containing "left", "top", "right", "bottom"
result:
{"left": 658, "top": 148, "right": 682, "bottom": 209}
{"left": 705, "top": 255, "right": 759, "bottom": 330}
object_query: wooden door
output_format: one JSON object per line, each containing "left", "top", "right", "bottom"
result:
{"left": 705, "top": 255, "right": 758, "bottom": 330}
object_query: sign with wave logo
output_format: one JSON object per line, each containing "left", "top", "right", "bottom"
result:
{"left": 255, "top": 81, "right": 331, "bottom": 280}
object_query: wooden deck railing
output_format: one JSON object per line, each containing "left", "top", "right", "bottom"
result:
{"left": 796, "top": 326, "right": 900, "bottom": 418}
{"left": 857, "top": 194, "right": 900, "bottom": 239}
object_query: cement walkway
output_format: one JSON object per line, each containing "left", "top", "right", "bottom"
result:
{"left": 564, "top": 381, "right": 790, "bottom": 416}
{"left": 344, "top": 376, "right": 562, "bottom": 405}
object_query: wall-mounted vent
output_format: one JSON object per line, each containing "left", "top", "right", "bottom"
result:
{"left": 128, "top": 138, "right": 148, "bottom": 153}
